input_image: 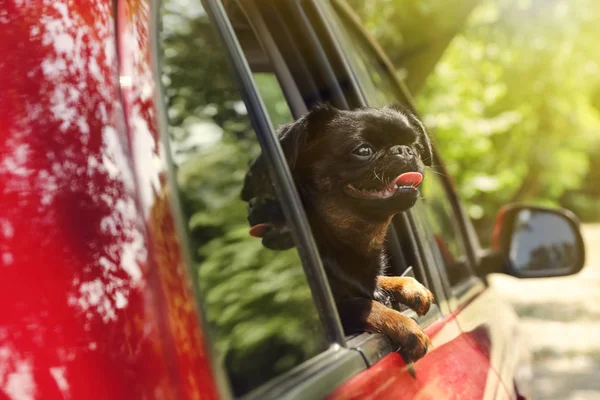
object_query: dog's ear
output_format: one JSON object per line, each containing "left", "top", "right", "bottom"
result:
{"left": 408, "top": 113, "right": 434, "bottom": 167}
{"left": 278, "top": 103, "right": 337, "bottom": 170}
{"left": 418, "top": 135, "right": 434, "bottom": 167}
{"left": 242, "top": 104, "right": 337, "bottom": 201}
{"left": 241, "top": 157, "right": 261, "bottom": 201}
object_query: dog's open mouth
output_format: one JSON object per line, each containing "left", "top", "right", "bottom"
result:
{"left": 344, "top": 172, "right": 423, "bottom": 200}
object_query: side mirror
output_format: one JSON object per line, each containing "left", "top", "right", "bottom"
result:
{"left": 482, "top": 205, "right": 585, "bottom": 278}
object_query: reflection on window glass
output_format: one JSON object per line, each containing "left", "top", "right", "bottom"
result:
{"left": 510, "top": 210, "right": 578, "bottom": 272}
{"left": 416, "top": 176, "right": 471, "bottom": 285}
{"left": 329, "top": 7, "right": 399, "bottom": 107}
{"left": 159, "top": 1, "right": 327, "bottom": 396}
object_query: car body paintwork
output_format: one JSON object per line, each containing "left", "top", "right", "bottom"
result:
{"left": 328, "top": 293, "right": 514, "bottom": 400}
{"left": 0, "top": 0, "right": 218, "bottom": 398}
{"left": 453, "top": 288, "right": 533, "bottom": 398}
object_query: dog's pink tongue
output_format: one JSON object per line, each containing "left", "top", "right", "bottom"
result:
{"left": 394, "top": 172, "right": 423, "bottom": 187}
{"left": 249, "top": 223, "right": 271, "bottom": 238}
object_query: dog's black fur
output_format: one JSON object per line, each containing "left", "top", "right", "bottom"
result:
{"left": 242, "top": 104, "right": 435, "bottom": 362}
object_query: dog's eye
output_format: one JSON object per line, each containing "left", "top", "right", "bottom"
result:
{"left": 352, "top": 144, "right": 373, "bottom": 159}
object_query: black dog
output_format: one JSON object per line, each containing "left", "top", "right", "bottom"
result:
{"left": 242, "top": 104, "right": 435, "bottom": 362}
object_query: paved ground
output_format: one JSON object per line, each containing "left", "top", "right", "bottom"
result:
{"left": 489, "top": 224, "right": 600, "bottom": 400}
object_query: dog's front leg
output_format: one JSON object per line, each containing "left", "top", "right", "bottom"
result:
{"left": 377, "top": 276, "right": 434, "bottom": 316}
{"left": 338, "top": 298, "right": 431, "bottom": 363}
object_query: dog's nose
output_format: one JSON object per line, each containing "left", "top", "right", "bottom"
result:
{"left": 389, "top": 145, "right": 414, "bottom": 159}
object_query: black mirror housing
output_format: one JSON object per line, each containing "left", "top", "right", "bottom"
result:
{"left": 484, "top": 204, "right": 586, "bottom": 279}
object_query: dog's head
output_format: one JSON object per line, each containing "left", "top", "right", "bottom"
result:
{"left": 241, "top": 104, "right": 433, "bottom": 249}
{"left": 282, "top": 104, "right": 432, "bottom": 218}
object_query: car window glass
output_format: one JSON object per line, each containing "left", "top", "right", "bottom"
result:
{"left": 158, "top": 1, "right": 327, "bottom": 396}
{"left": 326, "top": 7, "right": 399, "bottom": 107}
{"left": 414, "top": 175, "right": 472, "bottom": 286}
{"left": 328, "top": 5, "right": 473, "bottom": 286}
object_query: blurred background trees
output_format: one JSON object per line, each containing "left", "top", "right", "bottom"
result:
{"left": 347, "top": 0, "right": 600, "bottom": 241}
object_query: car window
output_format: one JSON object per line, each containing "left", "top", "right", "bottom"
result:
{"left": 327, "top": 3, "right": 474, "bottom": 287}
{"left": 158, "top": 1, "right": 328, "bottom": 396}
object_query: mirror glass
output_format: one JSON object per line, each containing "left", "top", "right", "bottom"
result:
{"left": 508, "top": 209, "right": 581, "bottom": 276}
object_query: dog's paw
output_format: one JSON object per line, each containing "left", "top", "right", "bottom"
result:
{"left": 397, "top": 278, "right": 434, "bottom": 316}
{"left": 388, "top": 313, "right": 431, "bottom": 363}
{"left": 355, "top": 300, "right": 432, "bottom": 364}
{"left": 378, "top": 276, "right": 434, "bottom": 316}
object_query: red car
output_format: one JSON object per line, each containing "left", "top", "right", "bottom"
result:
{"left": 0, "top": 0, "right": 586, "bottom": 399}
